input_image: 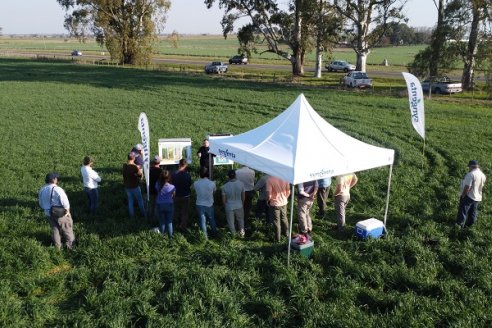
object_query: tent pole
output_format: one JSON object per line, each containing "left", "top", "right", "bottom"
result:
{"left": 287, "top": 184, "right": 295, "bottom": 267}
{"left": 383, "top": 164, "right": 393, "bottom": 231}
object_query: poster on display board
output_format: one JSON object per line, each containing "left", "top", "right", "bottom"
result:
{"left": 208, "top": 134, "right": 234, "bottom": 166}
{"left": 158, "top": 138, "right": 192, "bottom": 165}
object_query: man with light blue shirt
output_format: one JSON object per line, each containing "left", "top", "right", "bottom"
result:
{"left": 193, "top": 167, "right": 217, "bottom": 239}
{"left": 317, "top": 177, "right": 332, "bottom": 217}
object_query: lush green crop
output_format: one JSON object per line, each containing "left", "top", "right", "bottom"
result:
{"left": 0, "top": 58, "right": 490, "bottom": 327}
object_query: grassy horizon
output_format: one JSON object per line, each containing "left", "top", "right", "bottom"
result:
{"left": 0, "top": 35, "right": 425, "bottom": 67}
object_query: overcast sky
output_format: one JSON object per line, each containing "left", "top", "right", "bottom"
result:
{"left": 0, "top": 0, "right": 437, "bottom": 35}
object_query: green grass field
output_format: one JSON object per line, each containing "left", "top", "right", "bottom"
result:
{"left": 0, "top": 58, "right": 491, "bottom": 327}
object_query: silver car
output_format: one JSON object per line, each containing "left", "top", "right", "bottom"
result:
{"left": 326, "top": 60, "right": 356, "bottom": 72}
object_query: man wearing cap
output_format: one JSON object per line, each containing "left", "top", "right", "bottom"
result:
{"left": 222, "top": 169, "right": 246, "bottom": 237}
{"left": 148, "top": 155, "right": 163, "bottom": 222}
{"left": 457, "top": 160, "right": 486, "bottom": 228}
{"left": 131, "top": 144, "right": 144, "bottom": 169}
{"left": 123, "top": 152, "right": 146, "bottom": 219}
{"left": 38, "top": 173, "right": 75, "bottom": 249}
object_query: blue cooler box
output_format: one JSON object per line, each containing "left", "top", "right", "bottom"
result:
{"left": 355, "top": 218, "right": 384, "bottom": 239}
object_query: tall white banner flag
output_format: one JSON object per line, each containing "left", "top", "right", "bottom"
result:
{"left": 402, "top": 72, "right": 425, "bottom": 139}
{"left": 138, "top": 113, "right": 150, "bottom": 201}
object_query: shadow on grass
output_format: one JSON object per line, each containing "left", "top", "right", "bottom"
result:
{"left": 0, "top": 57, "right": 288, "bottom": 95}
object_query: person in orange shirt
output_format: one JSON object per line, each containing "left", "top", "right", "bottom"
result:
{"left": 266, "top": 176, "right": 291, "bottom": 242}
{"left": 334, "top": 173, "right": 358, "bottom": 231}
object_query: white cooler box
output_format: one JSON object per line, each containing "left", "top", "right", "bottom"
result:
{"left": 355, "top": 218, "right": 384, "bottom": 239}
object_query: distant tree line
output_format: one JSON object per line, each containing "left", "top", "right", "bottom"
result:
{"left": 375, "top": 23, "right": 434, "bottom": 46}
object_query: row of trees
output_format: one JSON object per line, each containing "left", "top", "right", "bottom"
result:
{"left": 377, "top": 24, "right": 433, "bottom": 46}
{"left": 56, "top": 0, "right": 491, "bottom": 88}
{"left": 204, "top": 0, "right": 407, "bottom": 75}
{"left": 409, "top": 0, "right": 492, "bottom": 90}
{"left": 56, "top": 0, "right": 406, "bottom": 73}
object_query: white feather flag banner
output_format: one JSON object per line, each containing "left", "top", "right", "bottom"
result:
{"left": 138, "top": 112, "right": 150, "bottom": 200}
{"left": 402, "top": 72, "right": 425, "bottom": 139}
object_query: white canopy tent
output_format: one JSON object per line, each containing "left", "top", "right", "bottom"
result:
{"left": 209, "top": 94, "right": 395, "bottom": 264}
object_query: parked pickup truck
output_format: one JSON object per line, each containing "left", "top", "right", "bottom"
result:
{"left": 205, "top": 61, "right": 228, "bottom": 74}
{"left": 342, "top": 71, "right": 372, "bottom": 88}
{"left": 421, "top": 76, "right": 462, "bottom": 94}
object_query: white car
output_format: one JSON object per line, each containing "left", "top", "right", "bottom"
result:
{"left": 326, "top": 60, "right": 356, "bottom": 72}
{"left": 342, "top": 71, "right": 372, "bottom": 88}
{"left": 205, "top": 61, "right": 228, "bottom": 74}
{"left": 421, "top": 76, "right": 462, "bottom": 94}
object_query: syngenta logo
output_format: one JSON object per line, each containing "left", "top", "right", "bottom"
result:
{"left": 139, "top": 118, "right": 149, "bottom": 163}
{"left": 218, "top": 149, "right": 236, "bottom": 159}
{"left": 410, "top": 82, "right": 421, "bottom": 123}
{"left": 309, "top": 169, "right": 334, "bottom": 179}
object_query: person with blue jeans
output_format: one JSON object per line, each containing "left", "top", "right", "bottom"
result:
{"left": 193, "top": 167, "right": 217, "bottom": 239}
{"left": 156, "top": 170, "right": 175, "bottom": 238}
{"left": 457, "top": 160, "right": 486, "bottom": 228}
{"left": 122, "top": 152, "right": 146, "bottom": 219}
{"left": 81, "top": 156, "right": 102, "bottom": 215}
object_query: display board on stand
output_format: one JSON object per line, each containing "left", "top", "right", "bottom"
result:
{"left": 158, "top": 138, "right": 192, "bottom": 165}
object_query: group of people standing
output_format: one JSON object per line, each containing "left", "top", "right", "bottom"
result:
{"left": 38, "top": 143, "right": 486, "bottom": 249}
{"left": 121, "top": 141, "right": 362, "bottom": 242}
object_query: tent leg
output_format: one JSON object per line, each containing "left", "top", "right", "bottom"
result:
{"left": 287, "top": 184, "right": 295, "bottom": 267}
{"left": 383, "top": 164, "right": 393, "bottom": 232}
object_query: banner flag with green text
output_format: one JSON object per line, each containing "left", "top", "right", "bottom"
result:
{"left": 138, "top": 112, "right": 150, "bottom": 200}
{"left": 402, "top": 72, "right": 425, "bottom": 139}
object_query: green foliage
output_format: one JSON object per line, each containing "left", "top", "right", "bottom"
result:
{"left": 57, "top": 0, "right": 171, "bottom": 65}
{"left": 0, "top": 58, "right": 491, "bottom": 326}
{"left": 333, "top": 0, "right": 407, "bottom": 71}
{"left": 408, "top": 44, "right": 460, "bottom": 79}
{"left": 375, "top": 22, "right": 430, "bottom": 46}
{"left": 206, "top": 0, "right": 343, "bottom": 75}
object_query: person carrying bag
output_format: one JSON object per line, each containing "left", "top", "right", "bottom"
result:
{"left": 38, "top": 172, "right": 76, "bottom": 249}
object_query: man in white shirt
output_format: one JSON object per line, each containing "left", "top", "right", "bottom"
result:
{"left": 457, "top": 160, "right": 486, "bottom": 228}
{"left": 235, "top": 165, "right": 255, "bottom": 223}
{"left": 193, "top": 167, "right": 217, "bottom": 239}
{"left": 38, "top": 173, "right": 75, "bottom": 249}
{"left": 81, "top": 156, "right": 102, "bottom": 215}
